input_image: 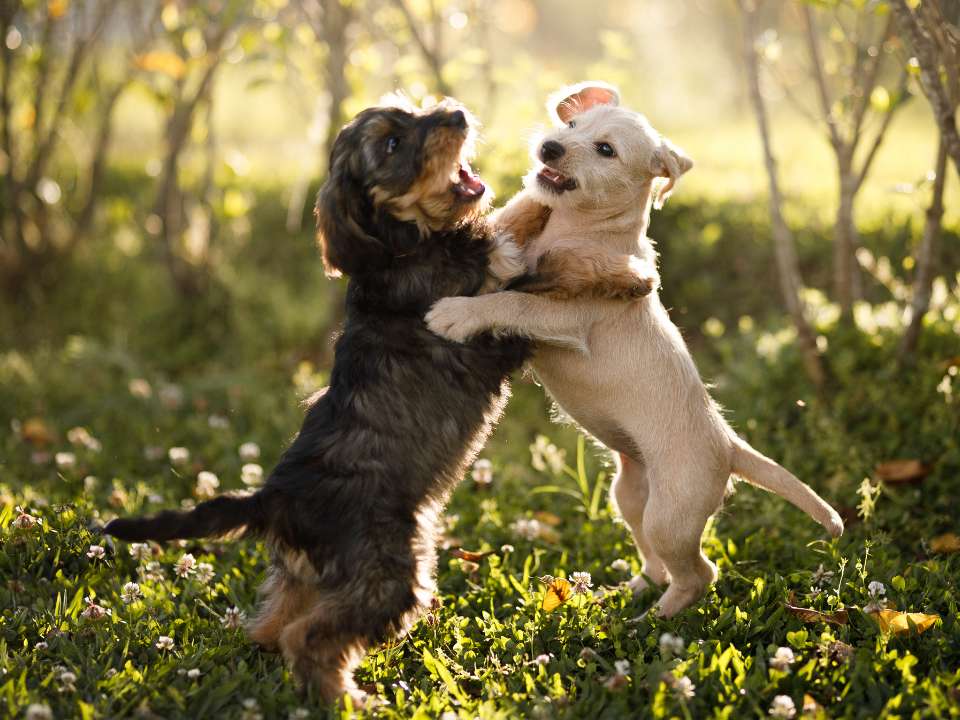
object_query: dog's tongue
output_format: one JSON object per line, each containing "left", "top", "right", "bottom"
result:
{"left": 457, "top": 162, "right": 485, "bottom": 196}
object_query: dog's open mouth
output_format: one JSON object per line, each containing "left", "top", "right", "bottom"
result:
{"left": 452, "top": 160, "right": 485, "bottom": 201}
{"left": 537, "top": 165, "right": 578, "bottom": 193}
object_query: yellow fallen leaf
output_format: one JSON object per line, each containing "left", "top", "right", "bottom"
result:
{"left": 540, "top": 576, "right": 572, "bottom": 612}
{"left": 930, "top": 533, "right": 960, "bottom": 554}
{"left": 875, "top": 459, "right": 929, "bottom": 483}
{"left": 870, "top": 609, "right": 940, "bottom": 635}
{"left": 785, "top": 602, "right": 849, "bottom": 626}
{"left": 135, "top": 51, "right": 187, "bottom": 79}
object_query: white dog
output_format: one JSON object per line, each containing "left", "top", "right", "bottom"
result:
{"left": 426, "top": 82, "right": 843, "bottom": 618}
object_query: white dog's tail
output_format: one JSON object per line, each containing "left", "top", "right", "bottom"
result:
{"left": 730, "top": 436, "right": 844, "bottom": 537}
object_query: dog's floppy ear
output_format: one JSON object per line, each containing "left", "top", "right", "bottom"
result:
{"left": 548, "top": 81, "right": 620, "bottom": 126}
{"left": 315, "top": 133, "right": 384, "bottom": 278}
{"left": 649, "top": 139, "right": 693, "bottom": 209}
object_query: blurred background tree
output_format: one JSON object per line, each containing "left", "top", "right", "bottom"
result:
{"left": 0, "top": 0, "right": 957, "bottom": 380}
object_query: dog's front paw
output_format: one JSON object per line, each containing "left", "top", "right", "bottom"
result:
{"left": 426, "top": 297, "right": 487, "bottom": 343}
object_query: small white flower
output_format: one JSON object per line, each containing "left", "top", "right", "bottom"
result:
{"left": 769, "top": 694, "right": 797, "bottom": 718}
{"left": 659, "top": 632, "right": 686, "bottom": 658}
{"left": 12, "top": 507, "right": 38, "bottom": 529}
{"left": 195, "top": 471, "right": 220, "bottom": 499}
{"left": 500, "top": 544, "right": 515, "bottom": 553}
{"left": 868, "top": 581, "right": 886, "bottom": 598}
{"left": 611, "top": 558, "right": 631, "bottom": 573}
{"left": 288, "top": 709, "right": 311, "bottom": 720}
{"left": 155, "top": 635, "right": 174, "bottom": 651}
{"left": 83, "top": 475, "right": 99, "bottom": 492}
{"left": 208, "top": 414, "right": 230, "bottom": 429}
{"left": 194, "top": 562, "right": 215, "bottom": 584}
{"left": 534, "top": 653, "right": 552, "bottom": 665}
{"left": 570, "top": 571, "right": 593, "bottom": 595}
{"left": 674, "top": 675, "right": 696, "bottom": 699}
{"left": 34, "top": 641, "right": 49, "bottom": 651}
{"left": 128, "top": 378, "right": 153, "bottom": 399}
{"left": 140, "top": 561, "right": 165, "bottom": 582}
{"left": 769, "top": 646, "right": 795, "bottom": 672}
{"left": 58, "top": 670, "right": 77, "bottom": 692}
{"left": 241, "top": 697, "right": 263, "bottom": 720}
{"left": 187, "top": 668, "right": 202, "bottom": 679}
{"left": 121, "top": 582, "right": 142, "bottom": 604}
{"left": 222, "top": 606, "right": 245, "bottom": 629}
{"left": 81, "top": 596, "right": 110, "bottom": 621}
{"left": 86, "top": 544, "right": 106, "bottom": 560}
{"left": 168, "top": 447, "right": 190, "bottom": 466}
{"left": 55, "top": 451, "right": 77, "bottom": 470}
{"left": 25, "top": 703, "right": 53, "bottom": 720}
{"left": 129, "top": 543, "right": 151, "bottom": 561}
{"left": 241, "top": 463, "right": 264, "bottom": 487}
{"left": 510, "top": 517, "right": 543, "bottom": 541}
{"left": 174, "top": 553, "right": 196, "bottom": 578}
{"left": 471, "top": 458, "right": 494, "bottom": 486}
{"left": 104, "top": 668, "right": 118, "bottom": 679}
{"left": 614, "top": 659, "right": 631, "bottom": 676}
{"left": 239, "top": 442, "right": 260, "bottom": 462}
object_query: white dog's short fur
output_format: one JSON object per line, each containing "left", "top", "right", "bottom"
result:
{"left": 427, "top": 82, "right": 843, "bottom": 619}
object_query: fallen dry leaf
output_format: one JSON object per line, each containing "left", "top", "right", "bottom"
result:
{"left": 22, "top": 418, "right": 53, "bottom": 446}
{"left": 869, "top": 609, "right": 940, "bottom": 635}
{"left": 930, "top": 533, "right": 960, "bottom": 554}
{"left": 533, "top": 511, "right": 562, "bottom": 527}
{"left": 540, "top": 576, "right": 572, "bottom": 612}
{"left": 875, "top": 459, "right": 929, "bottom": 484}
{"left": 785, "top": 602, "right": 849, "bottom": 626}
{"left": 450, "top": 548, "right": 494, "bottom": 562}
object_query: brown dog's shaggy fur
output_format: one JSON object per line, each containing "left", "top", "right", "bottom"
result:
{"left": 105, "top": 97, "right": 539, "bottom": 705}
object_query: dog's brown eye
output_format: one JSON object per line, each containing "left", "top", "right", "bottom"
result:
{"left": 596, "top": 142, "right": 615, "bottom": 157}
{"left": 386, "top": 136, "right": 400, "bottom": 154}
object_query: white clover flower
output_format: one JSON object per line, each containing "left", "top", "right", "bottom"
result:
{"left": 168, "top": 447, "right": 190, "bottom": 466}
{"left": 55, "top": 451, "right": 77, "bottom": 470}
{"left": 570, "top": 571, "right": 593, "bottom": 595}
{"left": 241, "top": 698, "right": 263, "bottom": 720}
{"left": 500, "top": 544, "right": 515, "bottom": 554}
{"left": 241, "top": 463, "right": 264, "bottom": 487}
{"left": 769, "top": 646, "right": 795, "bottom": 672}
{"left": 534, "top": 653, "right": 552, "bottom": 666}
{"left": 25, "top": 703, "right": 54, "bottom": 720}
{"left": 659, "top": 632, "right": 686, "bottom": 658}
{"left": 67, "top": 427, "right": 91, "bottom": 447}
{"left": 86, "top": 544, "right": 106, "bottom": 560}
{"left": 868, "top": 581, "right": 886, "bottom": 598}
{"left": 129, "top": 543, "right": 151, "bottom": 561}
{"left": 81, "top": 596, "right": 110, "bottom": 621}
{"left": 121, "top": 582, "right": 142, "bottom": 604}
{"left": 530, "top": 435, "right": 566, "bottom": 475}
{"left": 159, "top": 384, "right": 184, "bottom": 409}
{"left": 12, "top": 507, "right": 38, "bottom": 530}
{"left": 58, "top": 670, "right": 77, "bottom": 692}
{"left": 614, "top": 659, "right": 631, "bottom": 676}
{"left": 128, "top": 378, "right": 153, "bottom": 399}
{"left": 34, "top": 641, "right": 49, "bottom": 651}
{"left": 769, "top": 695, "right": 797, "bottom": 718}
{"left": 174, "top": 553, "right": 196, "bottom": 578}
{"left": 104, "top": 668, "right": 117, "bottom": 679}
{"left": 187, "top": 668, "right": 202, "bottom": 679}
{"left": 674, "top": 675, "right": 696, "bottom": 699}
{"left": 195, "top": 471, "right": 220, "bottom": 499}
{"left": 194, "top": 562, "right": 215, "bottom": 584}
{"left": 222, "top": 606, "right": 245, "bottom": 629}
{"left": 471, "top": 458, "right": 494, "bottom": 486}
{"left": 83, "top": 475, "right": 99, "bottom": 492}
{"left": 510, "top": 517, "right": 543, "bottom": 541}
{"left": 155, "top": 635, "right": 174, "bottom": 651}
{"left": 239, "top": 442, "right": 261, "bottom": 462}
{"left": 610, "top": 558, "right": 631, "bottom": 573}
{"left": 208, "top": 414, "right": 230, "bottom": 429}
{"left": 140, "top": 561, "right": 165, "bottom": 582}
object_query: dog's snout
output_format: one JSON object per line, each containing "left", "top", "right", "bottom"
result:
{"left": 540, "top": 140, "right": 565, "bottom": 162}
{"left": 443, "top": 110, "right": 467, "bottom": 129}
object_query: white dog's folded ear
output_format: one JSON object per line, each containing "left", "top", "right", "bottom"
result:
{"left": 650, "top": 140, "right": 693, "bottom": 209}
{"left": 548, "top": 81, "right": 620, "bottom": 126}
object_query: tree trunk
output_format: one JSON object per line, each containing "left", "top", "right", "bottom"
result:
{"left": 834, "top": 174, "right": 858, "bottom": 318}
{"left": 899, "top": 135, "right": 948, "bottom": 362}
{"left": 322, "top": 0, "right": 351, "bottom": 164}
{"left": 739, "top": 0, "right": 826, "bottom": 388}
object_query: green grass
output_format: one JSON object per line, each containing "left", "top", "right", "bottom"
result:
{"left": 2, "top": 308, "right": 960, "bottom": 719}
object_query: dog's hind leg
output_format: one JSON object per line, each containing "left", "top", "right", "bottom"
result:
{"left": 641, "top": 466, "right": 724, "bottom": 618}
{"left": 248, "top": 567, "right": 319, "bottom": 652}
{"left": 610, "top": 453, "right": 670, "bottom": 593}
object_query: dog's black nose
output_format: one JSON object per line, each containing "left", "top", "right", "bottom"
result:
{"left": 540, "top": 140, "right": 565, "bottom": 162}
{"left": 443, "top": 110, "right": 467, "bottom": 129}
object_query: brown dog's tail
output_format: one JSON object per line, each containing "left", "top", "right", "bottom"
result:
{"left": 730, "top": 436, "right": 844, "bottom": 537}
{"left": 104, "top": 492, "right": 266, "bottom": 543}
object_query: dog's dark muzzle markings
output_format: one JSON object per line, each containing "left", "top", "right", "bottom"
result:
{"left": 104, "top": 97, "right": 530, "bottom": 705}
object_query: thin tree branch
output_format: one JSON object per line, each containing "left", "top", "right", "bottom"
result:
{"left": 802, "top": 3, "right": 844, "bottom": 154}
{"left": 390, "top": 0, "right": 451, "bottom": 96}
{"left": 854, "top": 70, "right": 909, "bottom": 193}
{"left": 850, "top": 15, "right": 894, "bottom": 141}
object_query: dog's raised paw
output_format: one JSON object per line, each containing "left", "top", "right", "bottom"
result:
{"left": 425, "top": 297, "right": 483, "bottom": 343}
